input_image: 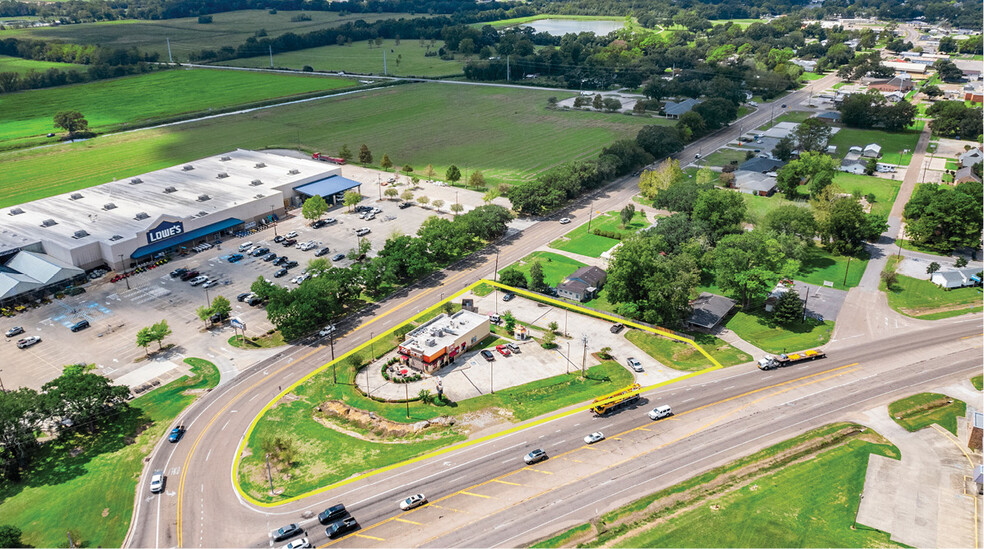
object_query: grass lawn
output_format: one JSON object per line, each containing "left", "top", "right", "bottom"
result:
{"left": 881, "top": 260, "right": 983, "bottom": 319}
{"left": 549, "top": 210, "right": 650, "bottom": 258}
{"left": 708, "top": 18, "right": 762, "bottom": 28}
{"left": 625, "top": 329, "right": 752, "bottom": 370}
{"left": 0, "top": 358, "right": 219, "bottom": 548}
{"left": 798, "top": 72, "right": 825, "bottom": 82}
{"left": 239, "top": 361, "right": 631, "bottom": 502}
{"left": 228, "top": 330, "right": 286, "bottom": 348}
{"left": 218, "top": 38, "right": 465, "bottom": 77}
{"left": 3, "top": 10, "right": 428, "bottom": 61}
{"left": 0, "top": 68, "right": 353, "bottom": 149}
{"left": 1, "top": 82, "right": 653, "bottom": 207}
{"left": 482, "top": 14, "right": 626, "bottom": 28}
{"left": 827, "top": 127, "right": 921, "bottom": 166}
{"left": 0, "top": 54, "right": 82, "bottom": 75}
{"left": 612, "top": 436, "right": 900, "bottom": 548}
{"left": 796, "top": 247, "right": 868, "bottom": 290}
{"left": 756, "top": 110, "right": 814, "bottom": 131}
{"left": 742, "top": 193, "right": 808, "bottom": 226}
{"left": 888, "top": 392, "right": 966, "bottom": 435}
{"left": 972, "top": 375, "right": 983, "bottom": 391}
{"left": 503, "top": 251, "right": 586, "bottom": 287}
{"left": 828, "top": 172, "right": 901, "bottom": 218}
{"left": 702, "top": 147, "right": 748, "bottom": 167}
{"left": 725, "top": 309, "right": 833, "bottom": 354}
{"left": 893, "top": 237, "right": 949, "bottom": 256}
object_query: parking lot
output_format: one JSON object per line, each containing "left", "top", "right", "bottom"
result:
{"left": 0, "top": 193, "right": 464, "bottom": 391}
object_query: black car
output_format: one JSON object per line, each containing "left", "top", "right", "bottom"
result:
{"left": 274, "top": 268, "right": 289, "bottom": 278}
{"left": 282, "top": 238, "right": 297, "bottom": 247}
{"left": 312, "top": 219, "right": 327, "bottom": 229}
{"left": 326, "top": 517, "right": 358, "bottom": 539}
{"left": 398, "top": 201, "right": 412, "bottom": 209}
{"left": 273, "top": 256, "right": 289, "bottom": 266}
{"left": 246, "top": 296, "right": 263, "bottom": 306}
{"left": 272, "top": 524, "right": 303, "bottom": 542}
{"left": 170, "top": 268, "right": 188, "bottom": 278}
{"left": 251, "top": 247, "right": 269, "bottom": 257}
{"left": 610, "top": 323, "right": 624, "bottom": 334}
{"left": 318, "top": 504, "right": 348, "bottom": 524}
{"left": 209, "top": 312, "right": 229, "bottom": 324}
{"left": 331, "top": 253, "right": 346, "bottom": 262}
{"left": 264, "top": 253, "right": 278, "bottom": 262}
{"left": 315, "top": 247, "right": 331, "bottom": 257}
{"left": 502, "top": 292, "right": 515, "bottom": 302}
{"left": 237, "top": 292, "right": 251, "bottom": 302}
{"left": 273, "top": 235, "right": 285, "bottom": 243}
{"left": 70, "top": 319, "right": 90, "bottom": 332}
{"left": 480, "top": 350, "right": 495, "bottom": 362}
{"left": 284, "top": 260, "right": 299, "bottom": 269}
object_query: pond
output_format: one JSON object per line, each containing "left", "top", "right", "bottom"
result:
{"left": 520, "top": 18, "right": 624, "bottom": 36}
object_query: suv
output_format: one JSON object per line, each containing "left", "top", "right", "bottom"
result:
{"left": 246, "top": 295, "right": 264, "bottom": 306}
{"left": 284, "top": 260, "right": 299, "bottom": 269}
{"left": 326, "top": 517, "right": 358, "bottom": 539}
{"left": 170, "top": 268, "right": 188, "bottom": 279}
{"left": 237, "top": 292, "right": 252, "bottom": 302}
{"left": 648, "top": 405, "right": 673, "bottom": 420}
{"left": 315, "top": 247, "right": 331, "bottom": 257}
{"left": 70, "top": 320, "right": 90, "bottom": 332}
{"left": 318, "top": 504, "right": 348, "bottom": 524}
{"left": 398, "top": 202, "right": 412, "bottom": 209}
{"left": 355, "top": 228, "right": 371, "bottom": 237}
{"left": 273, "top": 256, "right": 289, "bottom": 266}
{"left": 610, "top": 323, "right": 624, "bottom": 334}
{"left": 324, "top": 217, "right": 337, "bottom": 225}
{"left": 480, "top": 350, "right": 495, "bottom": 362}
{"left": 238, "top": 241, "right": 253, "bottom": 252}
{"left": 626, "top": 357, "right": 643, "bottom": 372}
{"left": 179, "top": 270, "right": 200, "bottom": 281}
{"left": 319, "top": 325, "right": 336, "bottom": 338}
{"left": 274, "top": 268, "right": 289, "bottom": 278}
{"left": 524, "top": 449, "right": 547, "bottom": 464}
{"left": 168, "top": 426, "right": 185, "bottom": 443}
{"left": 251, "top": 247, "right": 269, "bottom": 257}
{"left": 149, "top": 470, "right": 165, "bottom": 493}
{"left": 17, "top": 336, "right": 41, "bottom": 349}
{"left": 502, "top": 292, "right": 515, "bottom": 301}
{"left": 282, "top": 238, "right": 297, "bottom": 247}
{"left": 227, "top": 253, "right": 244, "bottom": 263}
{"left": 312, "top": 219, "right": 327, "bottom": 229}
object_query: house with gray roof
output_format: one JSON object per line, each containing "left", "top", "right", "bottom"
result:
{"left": 959, "top": 147, "right": 983, "bottom": 167}
{"left": 685, "top": 293, "right": 736, "bottom": 330}
{"left": 840, "top": 152, "right": 867, "bottom": 174}
{"left": 663, "top": 98, "right": 702, "bottom": 119}
{"left": 813, "top": 111, "right": 842, "bottom": 123}
{"left": 930, "top": 267, "right": 982, "bottom": 289}
{"left": 863, "top": 143, "right": 882, "bottom": 157}
{"left": 556, "top": 266, "right": 607, "bottom": 302}
{"left": 738, "top": 157, "right": 786, "bottom": 173}
{"left": 955, "top": 166, "right": 982, "bottom": 184}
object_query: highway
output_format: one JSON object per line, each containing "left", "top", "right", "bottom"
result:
{"left": 123, "top": 71, "right": 917, "bottom": 549}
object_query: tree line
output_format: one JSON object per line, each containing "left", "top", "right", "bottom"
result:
{"left": 0, "top": 364, "right": 130, "bottom": 480}
{"left": 250, "top": 205, "right": 512, "bottom": 340}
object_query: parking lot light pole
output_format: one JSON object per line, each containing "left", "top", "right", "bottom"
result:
{"left": 204, "top": 286, "right": 211, "bottom": 308}
{"left": 329, "top": 330, "right": 336, "bottom": 384}
{"left": 118, "top": 254, "right": 130, "bottom": 290}
{"left": 581, "top": 335, "right": 588, "bottom": 377}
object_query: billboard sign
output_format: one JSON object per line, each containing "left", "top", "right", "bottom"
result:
{"left": 146, "top": 220, "right": 184, "bottom": 244}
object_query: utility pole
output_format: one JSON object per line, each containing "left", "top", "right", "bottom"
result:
{"left": 166, "top": 38, "right": 173, "bottom": 63}
{"left": 506, "top": 55, "right": 510, "bottom": 81}
{"left": 383, "top": 49, "right": 388, "bottom": 76}
{"left": 842, "top": 256, "right": 852, "bottom": 287}
{"left": 587, "top": 209, "right": 594, "bottom": 230}
{"left": 269, "top": 45, "right": 274, "bottom": 68}
{"left": 265, "top": 454, "right": 274, "bottom": 492}
{"left": 329, "top": 330, "right": 336, "bottom": 384}
{"left": 580, "top": 335, "right": 588, "bottom": 377}
{"left": 405, "top": 382, "right": 410, "bottom": 418}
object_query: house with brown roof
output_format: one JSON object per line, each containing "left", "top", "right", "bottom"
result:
{"left": 556, "top": 266, "right": 607, "bottom": 302}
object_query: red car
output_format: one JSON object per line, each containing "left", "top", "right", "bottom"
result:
{"left": 495, "top": 345, "right": 511, "bottom": 357}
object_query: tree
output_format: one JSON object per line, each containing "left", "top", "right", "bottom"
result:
{"left": 776, "top": 152, "right": 835, "bottom": 198}
{"left": 881, "top": 100, "right": 917, "bottom": 132}
{"left": 529, "top": 261, "right": 547, "bottom": 293}
{"left": 53, "top": 110, "right": 88, "bottom": 136}
{"left": 0, "top": 388, "right": 46, "bottom": 480}
{"left": 211, "top": 295, "right": 232, "bottom": 318}
{"left": 343, "top": 190, "right": 362, "bottom": 210}
{"left": 548, "top": 320, "right": 559, "bottom": 334}
{"left": 446, "top": 165, "right": 461, "bottom": 183}
{"left": 42, "top": 366, "right": 130, "bottom": 432}
{"left": 939, "top": 36, "right": 958, "bottom": 53}
{"left": 773, "top": 136, "right": 795, "bottom": 162}
{"left": 772, "top": 287, "right": 804, "bottom": 325}
{"left": 926, "top": 261, "right": 941, "bottom": 279}
{"left": 402, "top": 164, "right": 414, "bottom": 175}
{"left": 0, "top": 525, "right": 24, "bottom": 548}
{"left": 955, "top": 256, "right": 969, "bottom": 268}
{"left": 502, "top": 311, "right": 516, "bottom": 332}
{"left": 540, "top": 330, "right": 557, "bottom": 349}
{"left": 693, "top": 98, "right": 738, "bottom": 130}
{"left": 815, "top": 196, "right": 873, "bottom": 254}
{"left": 605, "top": 235, "right": 700, "bottom": 327}
{"left": 410, "top": 175, "right": 420, "bottom": 187}
{"left": 864, "top": 157, "right": 878, "bottom": 176}
{"left": 619, "top": 203, "right": 635, "bottom": 227}
{"left": 927, "top": 101, "right": 983, "bottom": 140}
{"left": 902, "top": 182, "right": 983, "bottom": 252}
{"left": 482, "top": 188, "right": 499, "bottom": 204}
{"left": 380, "top": 154, "right": 393, "bottom": 170}
{"left": 400, "top": 190, "right": 414, "bottom": 202}
{"left": 358, "top": 143, "right": 373, "bottom": 165}
{"left": 793, "top": 118, "right": 832, "bottom": 153}
{"left": 301, "top": 195, "right": 328, "bottom": 222}
{"left": 639, "top": 158, "right": 685, "bottom": 199}
{"left": 653, "top": 178, "right": 712, "bottom": 214}
{"left": 136, "top": 326, "right": 154, "bottom": 354}
{"left": 194, "top": 306, "right": 211, "bottom": 329}
{"left": 933, "top": 59, "right": 963, "bottom": 82}
{"left": 715, "top": 230, "right": 798, "bottom": 307}
{"left": 416, "top": 195, "right": 429, "bottom": 206}
{"left": 337, "top": 144, "right": 353, "bottom": 162}
{"left": 432, "top": 199, "right": 445, "bottom": 210}
{"left": 149, "top": 319, "right": 172, "bottom": 350}
{"left": 424, "top": 165, "right": 436, "bottom": 178}
{"left": 922, "top": 85, "right": 943, "bottom": 99}
{"left": 764, "top": 205, "right": 817, "bottom": 241}
{"left": 602, "top": 97, "right": 622, "bottom": 112}
{"left": 450, "top": 203, "right": 464, "bottom": 216}
{"left": 676, "top": 111, "right": 707, "bottom": 142}
{"left": 692, "top": 189, "right": 747, "bottom": 244}
{"left": 470, "top": 171, "right": 486, "bottom": 188}
{"left": 499, "top": 267, "right": 527, "bottom": 288}
{"left": 592, "top": 94, "right": 603, "bottom": 110}
{"left": 636, "top": 125, "right": 684, "bottom": 159}
{"left": 384, "top": 187, "right": 399, "bottom": 199}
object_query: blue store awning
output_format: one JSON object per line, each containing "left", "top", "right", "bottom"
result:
{"left": 294, "top": 175, "right": 361, "bottom": 198}
{"left": 131, "top": 217, "right": 243, "bottom": 259}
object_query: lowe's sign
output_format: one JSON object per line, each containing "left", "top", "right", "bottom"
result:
{"left": 146, "top": 220, "right": 184, "bottom": 244}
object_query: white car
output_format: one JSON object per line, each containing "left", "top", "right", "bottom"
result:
{"left": 584, "top": 432, "right": 605, "bottom": 444}
{"left": 188, "top": 276, "right": 209, "bottom": 286}
{"left": 238, "top": 241, "right": 253, "bottom": 252}
{"left": 298, "top": 241, "right": 317, "bottom": 251}
{"left": 559, "top": 218, "right": 571, "bottom": 224}
{"left": 202, "top": 279, "right": 220, "bottom": 289}
{"left": 283, "top": 539, "right": 311, "bottom": 549}
{"left": 149, "top": 470, "right": 165, "bottom": 493}
{"left": 626, "top": 357, "right": 643, "bottom": 372}
{"left": 285, "top": 231, "right": 299, "bottom": 239}
{"left": 291, "top": 275, "right": 305, "bottom": 285}
{"left": 324, "top": 217, "right": 337, "bottom": 225}
{"left": 355, "top": 227, "right": 371, "bottom": 236}
{"left": 399, "top": 493, "right": 427, "bottom": 511}
{"left": 319, "top": 325, "right": 336, "bottom": 337}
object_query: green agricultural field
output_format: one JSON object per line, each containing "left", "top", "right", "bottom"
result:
{"left": 725, "top": 309, "right": 833, "bottom": 354}
{"left": 503, "top": 251, "right": 586, "bottom": 288}
{"left": 218, "top": 38, "right": 464, "bottom": 77}
{"left": 0, "top": 54, "right": 82, "bottom": 74}
{"left": 0, "top": 68, "right": 352, "bottom": 149}
{"left": 625, "top": 329, "right": 752, "bottom": 370}
{"left": 0, "top": 359, "right": 219, "bottom": 548}
{"left": 828, "top": 172, "right": 901, "bottom": 217}
{"left": 0, "top": 10, "right": 428, "bottom": 61}
{"left": 828, "top": 128, "right": 921, "bottom": 166}
{"left": 1, "top": 83, "right": 652, "bottom": 207}
{"left": 888, "top": 392, "right": 966, "bottom": 435}
{"left": 549, "top": 210, "right": 650, "bottom": 258}
{"left": 881, "top": 260, "right": 983, "bottom": 319}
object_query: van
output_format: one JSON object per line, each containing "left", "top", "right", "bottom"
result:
{"left": 648, "top": 405, "right": 672, "bottom": 420}
{"left": 318, "top": 503, "right": 347, "bottom": 524}
{"left": 238, "top": 241, "right": 253, "bottom": 252}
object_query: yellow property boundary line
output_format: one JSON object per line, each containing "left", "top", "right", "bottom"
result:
{"left": 232, "top": 279, "right": 724, "bottom": 507}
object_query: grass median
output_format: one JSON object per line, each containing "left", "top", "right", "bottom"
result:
{"left": 0, "top": 358, "right": 219, "bottom": 548}
{"left": 624, "top": 329, "right": 752, "bottom": 370}
{"left": 888, "top": 392, "right": 966, "bottom": 435}
{"left": 549, "top": 210, "right": 651, "bottom": 258}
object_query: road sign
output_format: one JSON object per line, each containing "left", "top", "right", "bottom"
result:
{"left": 231, "top": 317, "right": 246, "bottom": 330}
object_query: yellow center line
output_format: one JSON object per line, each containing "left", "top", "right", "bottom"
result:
{"left": 460, "top": 491, "right": 493, "bottom": 499}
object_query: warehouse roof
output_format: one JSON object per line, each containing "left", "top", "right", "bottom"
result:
{"left": 5, "top": 250, "right": 83, "bottom": 286}
{"left": 294, "top": 175, "right": 362, "bottom": 198}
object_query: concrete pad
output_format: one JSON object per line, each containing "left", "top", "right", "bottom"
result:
{"left": 114, "top": 359, "right": 185, "bottom": 389}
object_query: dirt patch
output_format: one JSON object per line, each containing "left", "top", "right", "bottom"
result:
{"left": 102, "top": 508, "right": 109, "bottom": 517}
{"left": 894, "top": 396, "right": 953, "bottom": 419}
{"left": 315, "top": 400, "right": 455, "bottom": 439}
{"left": 900, "top": 303, "right": 980, "bottom": 317}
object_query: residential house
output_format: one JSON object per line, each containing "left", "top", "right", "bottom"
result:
{"left": 791, "top": 58, "right": 817, "bottom": 72}
{"left": 734, "top": 171, "right": 778, "bottom": 196}
{"left": 848, "top": 145, "right": 864, "bottom": 155}
{"left": 813, "top": 111, "right": 842, "bottom": 123}
{"left": 762, "top": 121, "right": 800, "bottom": 140}
{"left": 556, "top": 266, "right": 607, "bottom": 302}
{"left": 959, "top": 147, "right": 983, "bottom": 167}
{"left": 863, "top": 143, "right": 882, "bottom": 158}
{"left": 868, "top": 74, "right": 914, "bottom": 92}
{"left": 883, "top": 91, "right": 906, "bottom": 103}
{"left": 930, "top": 267, "right": 982, "bottom": 289}
{"left": 826, "top": 145, "right": 838, "bottom": 155}
{"left": 954, "top": 166, "right": 982, "bottom": 184}
{"left": 738, "top": 157, "right": 786, "bottom": 173}
{"left": 840, "top": 152, "right": 867, "bottom": 174}
{"left": 764, "top": 283, "right": 808, "bottom": 312}
{"left": 685, "top": 293, "right": 737, "bottom": 331}
{"left": 663, "top": 98, "right": 702, "bottom": 119}
{"left": 962, "top": 69, "right": 981, "bottom": 81}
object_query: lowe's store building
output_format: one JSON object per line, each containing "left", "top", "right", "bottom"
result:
{"left": 0, "top": 150, "right": 361, "bottom": 303}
